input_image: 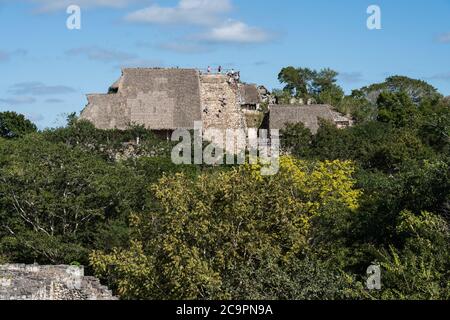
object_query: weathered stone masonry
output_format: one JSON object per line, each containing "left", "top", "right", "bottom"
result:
{"left": 200, "top": 74, "right": 247, "bottom": 132}
{"left": 81, "top": 68, "right": 251, "bottom": 134}
{"left": 0, "top": 264, "right": 116, "bottom": 300}
{"left": 80, "top": 67, "right": 353, "bottom": 136}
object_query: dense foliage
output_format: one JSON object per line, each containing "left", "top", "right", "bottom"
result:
{"left": 0, "top": 70, "right": 449, "bottom": 300}
{"left": 0, "top": 111, "right": 37, "bottom": 139}
{"left": 90, "top": 157, "right": 361, "bottom": 299}
{"left": 276, "top": 67, "right": 344, "bottom": 106}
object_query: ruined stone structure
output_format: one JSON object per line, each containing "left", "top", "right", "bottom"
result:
{"left": 238, "top": 83, "right": 261, "bottom": 110}
{"left": 80, "top": 68, "right": 352, "bottom": 137}
{"left": 81, "top": 68, "right": 260, "bottom": 137}
{"left": 82, "top": 68, "right": 202, "bottom": 133}
{"left": 0, "top": 264, "right": 116, "bottom": 300}
{"left": 200, "top": 74, "right": 247, "bottom": 132}
{"left": 269, "top": 104, "right": 354, "bottom": 134}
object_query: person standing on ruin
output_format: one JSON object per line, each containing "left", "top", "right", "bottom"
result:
{"left": 233, "top": 71, "right": 240, "bottom": 82}
{"left": 207, "top": 66, "right": 212, "bottom": 73}
{"left": 218, "top": 66, "right": 222, "bottom": 73}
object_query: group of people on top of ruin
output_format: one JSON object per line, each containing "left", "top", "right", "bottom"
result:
{"left": 228, "top": 69, "right": 240, "bottom": 84}
{"left": 207, "top": 65, "right": 223, "bottom": 74}
{"left": 206, "top": 65, "right": 240, "bottom": 84}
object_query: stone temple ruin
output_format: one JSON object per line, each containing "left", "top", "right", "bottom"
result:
{"left": 80, "top": 68, "right": 353, "bottom": 137}
{"left": 82, "top": 68, "right": 257, "bottom": 137}
{"left": 0, "top": 264, "right": 116, "bottom": 300}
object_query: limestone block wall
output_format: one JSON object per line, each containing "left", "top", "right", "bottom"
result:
{"left": 81, "top": 68, "right": 255, "bottom": 135}
{"left": 81, "top": 68, "right": 202, "bottom": 131}
{"left": 0, "top": 264, "right": 116, "bottom": 300}
{"left": 128, "top": 91, "right": 176, "bottom": 129}
{"left": 200, "top": 74, "right": 247, "bottom": 132}
{"left": 82, "top": 94, "right": 129, "bottom": 130}
{"left": 121, "top": 68, "right": 202, "bottom": 130}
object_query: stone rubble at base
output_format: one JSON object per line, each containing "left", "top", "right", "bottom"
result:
{"left": 0, "top": 264, "right": 117, "bottom": 300}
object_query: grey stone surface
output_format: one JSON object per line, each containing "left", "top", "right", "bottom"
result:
{"left": 0, "top": 264, "right": 117, "bottom": 300}
{"left": 269, "top": 104, "right": 353, "bottom": 134}
{"left": 80, "top": 68, "right": 258, "bottom": 132}
{"left": 80, "top": 68, "right": 352, "bottom": 137}
{"left": 200, "top": 74, "right": 247, "bottom": 131}
{"left": 81, "top": 68, "right": 203, "bottom": 130}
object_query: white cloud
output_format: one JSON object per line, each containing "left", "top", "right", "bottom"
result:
{"left": 0, "top": 96, "right": 36, "bottom": 105}
{"left": 200, "top": 20, "right": 272, "bottom": 44}
{"left": 125, "top": 0, "right": 232, "bottom": 26}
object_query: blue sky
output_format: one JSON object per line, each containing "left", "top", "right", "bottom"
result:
{"left": 1, "top": 0, "right": 449, "bottom": 128}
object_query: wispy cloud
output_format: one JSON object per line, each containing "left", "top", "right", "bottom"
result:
{"left": 45, "top": 98, "right": 65, "bottom": 104}
{"left": 65, "top": 45, "right": 163, "bottom": 68}
{"left": 158, "top": 42, "right": 212, "bottom": 54}
{"left": 199, "top": 20, "right": 273, "bottom": 44}
{"left": 125, "top": 0, "right": 232, "bottom": 26}
{"left": 0, "top": 49, "right": 27, "bottom": 62}
{"left": 0, "top": 51, "right": 9, "bottom": 62}
{"left": 66, "top": 46, "right": 137, "bottom": 63}
{"left": 339, "top": 72, "right": 364, "bottom": 84}
{"left": 426, "top": 72, "right": 450, "bottom": 81}
{"left": 437, "top": 32, "right": 450, "bottom": 43}
{"left": 9, "top": 82, "right": 75, "bottom": 96}
{"left": 0, "top": 96, "right": 36, "bottom": 105}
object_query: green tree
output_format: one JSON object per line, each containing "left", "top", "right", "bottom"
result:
{"left": 0, "top": 135, "right": 142, "bottom": 264}
{"left": 336, "top": 95, "right": 377, "bottom": 123}
{"left": 418, "top": 98, "right": 450, "bottom": 153}
{"left": 277, "top": 67, "right": 344, "bottom": 106}
{"left": 0, "top": 111, "right": 37, "bottom": 139}
{"left": 91, "top": 156, "right": 361, "bottom": 299}
{"left": 312, "top": 119, "right": 351, "bottom": 161}
{"left": 355, "top": 76, "right": 441, "bottom": 105}
{"left": 352, "top": 159, "right": 449, "bottom": 246}
{"left": 312, "top": 68, "right": 344, "bottom": 106}
{"left": 368, "top": 211, "right": 450, "bottom": 300}
{"left": 280, "top": 123, "right": 312, "bottom": 158}
{"left": 278, "top": 66, "right": 314, "bottom": 99}
{"left": 377, "top": 91, "right": 417, "bottom": 127}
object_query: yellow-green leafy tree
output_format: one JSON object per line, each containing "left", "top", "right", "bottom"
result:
{"left": 90, "top": 156, "right": 361, "bottom": 300}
